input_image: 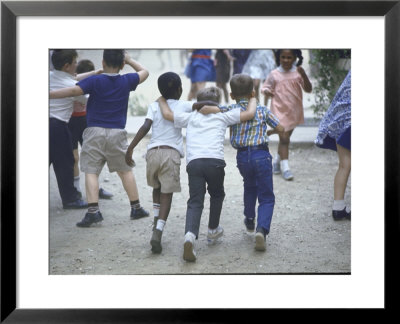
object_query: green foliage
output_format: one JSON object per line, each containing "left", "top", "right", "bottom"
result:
{"left": 128, "top": 94, "right": 148, "bottom": 116}
{"left": 309, "top": 49, "right": 351, "bottom": 117}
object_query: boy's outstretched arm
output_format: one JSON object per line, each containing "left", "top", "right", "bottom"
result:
{"left": 75, "top": 68, "right": 103, "bottom": 81}
{"left": 124, "top": 51, "right": 149, "bottom": 84}
{"left": 125, "top": 119, "right": 152, "bottom": 167}
{"left": 49, "top": 85, "right": 84, "bottom": 99}
{"left": 192, "top": 100, "right": 220, "bottom": 115}
{"left": 239, "top": 97, "right": 257, "bottom": 121}
{"left": 158, "top": 97, "right": 174, "bottom": 121}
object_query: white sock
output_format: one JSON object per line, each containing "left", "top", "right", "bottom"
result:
{"left": 274, "top": 153, "right": 281, "bottom": 163}
{"left": 333, "top": 200, "right": 346, "bottom": 211}
{"left": 74, "top": 176, "right": 81, "bottom": 193}
{"left": 153, "top": 203, "right": 160, "bottom": 218}
{"left": 185, "top": 231, "right": 196, "bottom": 242}
{"left": 156, "top": 219, "right": 166, "bottom": 232}
{"left": 280, "top": 159, "right": 290, "bottom": 172}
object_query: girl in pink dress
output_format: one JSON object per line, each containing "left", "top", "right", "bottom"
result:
{"left": 261, "top": 49, "right": 312, "bottom": 180}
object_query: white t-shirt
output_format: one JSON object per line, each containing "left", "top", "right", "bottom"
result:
{"left": 174, "top": 109, "right": 241, "bottom": 164}
{"left": 146, "top": 99, "right": 193, "bottom": 157}
{"left": 49, "top": 70, "right": 87, "bottom": 123}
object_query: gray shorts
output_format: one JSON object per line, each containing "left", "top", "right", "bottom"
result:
{"left": 80, "top": 127, "right": 132, "bottom": 174}
{"left": 146, "top": 147, "right": 181, "bottom": 193}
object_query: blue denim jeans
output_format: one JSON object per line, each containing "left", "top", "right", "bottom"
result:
{"left": 236, "top": 148, "right": 274, "bottom": 234}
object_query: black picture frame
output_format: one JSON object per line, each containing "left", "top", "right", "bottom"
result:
{"left": 1, "top": 0, "right": 399, "bottom": 322}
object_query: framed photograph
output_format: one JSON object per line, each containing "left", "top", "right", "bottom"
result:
{"left": 1, "top": 0, "right": 398, "bottom": 321}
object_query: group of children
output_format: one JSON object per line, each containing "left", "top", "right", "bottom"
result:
{"left": 50, "top": 49, "right": 314, "bottom": 262}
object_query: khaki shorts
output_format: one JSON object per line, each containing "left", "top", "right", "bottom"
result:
{"left": 80, "top": 127, "right": 132, "bottom": 174}
{"left": 146, "top": 147, "right": 181, "bottom": 193}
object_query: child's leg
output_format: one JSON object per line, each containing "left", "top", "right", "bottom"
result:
{"left": 85, "top": 173, "right": 100, "bottom": 203}
{"left": 278, "top": 129, "right": 294, "bottom": 179}
{"left": 334, "top": 143, "right": 351, "bottom": 204}
{"left": 204, "top": 159, "right": 226, "bottom": 230}
{"left": 236, "top": 151, "right": 257, "bottom": 221}
{"left": 185, "top": 160, "right": 207, "bottom": 238}
{"left": 117, "top": 170, "right": 139, "bottom": 201}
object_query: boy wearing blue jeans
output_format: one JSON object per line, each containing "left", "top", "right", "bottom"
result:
{"left": 50, "top": 50, "right": 150, "bottom": 227}
{"left": 221, "top": 74, "right": 284, "bottom": 251}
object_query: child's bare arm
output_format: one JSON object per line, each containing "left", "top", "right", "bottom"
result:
{"left": 50, "top": 85, "right": 84, "bottom": 99}
{"left": 124, "top": 51, "right": 149, "bottom": 84}
{"left": 157, "top": 97, "right": 174, "bottom": 121}
{"left": 125, "top": 119, "right": 152, "bottom": 167}
{"left": 239, "top": 97, "right": 257, "bottom": 121}
{"left": 267, "top": 124, "right": 284, "bottom": 136}
{"left": 75, "top": 69, "right": 103, "bottom": 81}
{"left": 297, "top": 66, "right": 312, "bottom": 93}
{"left": 192, "top": 100, "right": 220, "bottom": 115}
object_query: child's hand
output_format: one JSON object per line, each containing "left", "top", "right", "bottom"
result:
{"left": 95, "top": 69, "right": 103, "bottom": 75}
{"left": 263, "top": 89, "right": 274, "bottom": 97}
{"left": 125, "top": 147, "right": 135, "bottom": 167}
{"left": 199, "top": 105, "right": 220, "bottom": 115}
{"left": 267, "top": 124, "right": 284, "bottom": 136}
{"left": 297, "top": 66, "right": 306, "bottom": 76}
{"left": 124, "top": 51, "right": 132, "bottom": 63}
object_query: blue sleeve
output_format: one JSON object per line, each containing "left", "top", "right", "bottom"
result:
{"left": 126, "top": 73, "right": 140, "bottom": 91}
{"left": 219, "top": 104, "right": 231, "bottom": 113}
{"left": 77, "top": 75, "right": 94, "bottom": 94}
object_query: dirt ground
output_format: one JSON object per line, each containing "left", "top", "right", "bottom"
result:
{"left": 49, "top": 138, "right": 351, "bottom": 275}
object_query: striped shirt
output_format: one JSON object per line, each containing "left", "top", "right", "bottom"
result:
{"left": 220, "top": 99, "right": 280, "bottom": 149}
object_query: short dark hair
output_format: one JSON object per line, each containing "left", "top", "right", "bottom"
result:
{"left": 51, "top": 49, "right": 78, "bottom": 71}
{"left": 230, "top": 74, "right": 254, "bottom": 98}
{"left": 103, "top": 49, "right": 125, "bottom": 68}
{"left": 76, "top": 59, "right": 95, "bottom": 74}
{"left": 157, "top": 72, "right": 182, "bottom": 100}
{"left": 197, "top": 86, "right": 221, "bottom": 103}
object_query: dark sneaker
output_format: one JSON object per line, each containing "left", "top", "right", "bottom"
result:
{"left": 130, "top": 207, "right": 150, "bottom": 220}
{"left": 150, "top": 229, "right": 163, "bottom": 254}
{"left": 63, "top": 199, "right": 88, "bottom": 209}
{"left": 244, "top": 217, "right": 255, "bottom": 232}
{"left": 255, "top": 228, "right": 267, "bottom": 251}
{"left": 76, "top": 211, "right": 103, "bottom": 228}
{"left": 332, "top": 208, "right": 351, "bottom": 221}
{"left": 99, "top": 188, "right": 113, "bottom": 199}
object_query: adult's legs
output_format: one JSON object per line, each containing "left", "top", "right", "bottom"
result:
{"left": 188, "top": 81, "right": 206, "bottom": 101}
{"left": 334, "top": 143, "right": 351, "bottom": 200}
{"left": 216, "top": 82, "right": 229, "bottom": 103}
{"left": 253, "top": 79, "right": 261, "bottom": 102}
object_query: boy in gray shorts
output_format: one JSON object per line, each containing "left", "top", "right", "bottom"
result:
{"left": 50, "top": 50, "right": 150, "bottom": 227}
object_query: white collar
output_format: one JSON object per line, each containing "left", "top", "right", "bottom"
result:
{"left": 277, "top": 65, "right": 297, "bottom": 73}
{"left": 103, "top": 73, "right": 119, "bottom": 76}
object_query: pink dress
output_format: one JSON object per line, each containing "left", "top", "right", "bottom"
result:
{"left": 261, "top": 66, "right": 305, "bottom": 131}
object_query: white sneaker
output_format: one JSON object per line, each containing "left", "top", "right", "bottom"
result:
{"left": 255, "top": 231, "right": 266, "bottom": 251}
{"left": 183, "top": 233, "right": 196, "bottom": 262}
{"left": 207, "top": 226, "right": 224, "bottom": 243}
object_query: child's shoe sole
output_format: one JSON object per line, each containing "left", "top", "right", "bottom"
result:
{"left": 183, "top": 241, "right": 196, "bottom": 262}
{"left": 255, "top": 232, "right": 266, "bottom": 251}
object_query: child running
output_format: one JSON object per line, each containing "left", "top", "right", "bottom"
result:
{"left": 50, "top": 50, "right": 150, "bottom": 227}
{"left": 158, "top": 86, "right": 257, "bottom": 262}
{"left": 261, "top": 49, "right": 312, "bottom": 180}
{"left": 125, "top": 72, "right": 207, "bottom": 254}
{"left": 220, "top": 74, "right": 284, "bottom": 251}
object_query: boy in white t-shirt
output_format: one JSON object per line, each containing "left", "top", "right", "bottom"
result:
{"left": 158, "top": 86, "right": 256, "bottom": 262}
{"left": 125, "top": 72, "right": 215, "bottom": 254}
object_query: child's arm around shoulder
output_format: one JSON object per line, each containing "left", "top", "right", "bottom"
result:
{"left": 75, "top": 68, "right": 103, "bottom": 81}
{"left": 50, "top": 85, "right": 84, "bottom": 99}
{"left": 158, "top": 97, "right": 174, "bottom": 121}
{"left": 192, "top": 101, "right": 220, "bottom": 115}
{"left": 239, "top": 97, "right": 257, "bottom": 122}
{"left": 124, "top": 51, "right": 149, "bottom": 84}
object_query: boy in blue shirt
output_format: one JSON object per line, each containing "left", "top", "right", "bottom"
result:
{"left": 50, "top": 50, "right": 150, "bottom": 227}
